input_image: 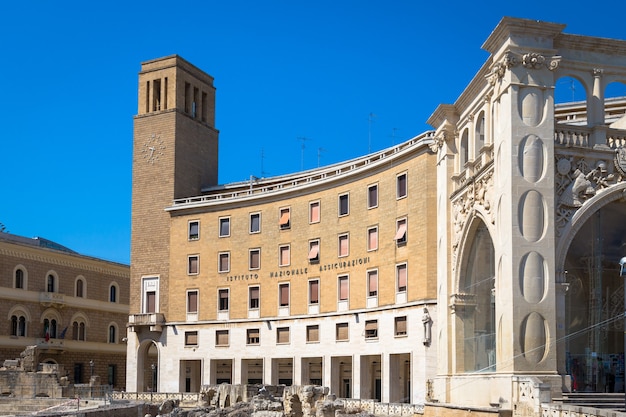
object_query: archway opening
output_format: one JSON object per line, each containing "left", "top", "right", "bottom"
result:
{"left": 137, "top": 340, "right": 158, "bottom": 392}
{"left": 459, "top": 220, "right": 495, "bottom": 373}
{"left": 564, "top": 200, "right": 626, "bottom": 393}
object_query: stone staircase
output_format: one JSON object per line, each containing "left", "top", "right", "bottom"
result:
{"left": 553, "top": 392, "right": 626, "bottom": 410}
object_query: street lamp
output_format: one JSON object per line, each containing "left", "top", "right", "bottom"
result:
{"left": 151, "top": 363, "right": 156, "bottom": 393}
{"left": 89, "top": 360, "right": 94, "bottom": 380}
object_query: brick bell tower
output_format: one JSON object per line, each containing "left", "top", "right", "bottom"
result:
{"left": 129, "top": 55, "right": 218, "bottom": 349}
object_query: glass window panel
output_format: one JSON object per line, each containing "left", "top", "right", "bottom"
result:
{"left": 339, "top": 276, "right": 349, "bottom": 300}
{"left": 310, "top": 201, "right": 320, "bottom": 223}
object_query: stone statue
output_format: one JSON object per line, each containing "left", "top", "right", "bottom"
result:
{"left": 422, "top": 308, "right": 432, "bottom": 346}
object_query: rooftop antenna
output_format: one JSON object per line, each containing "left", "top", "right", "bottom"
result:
{"left": 317, "top": 147, "right": 326, "bottom": 167}
{"left": 298, "top": 137, "right": 312, "bottom": 170}
{"left": 368, "top": 113, "right": 377, "bottom": 153}
{"left": 390, "top": 127, "right": 399, "bottom": 145}
{"left": 260, "top": 148, "right": 269, "bottom": 178}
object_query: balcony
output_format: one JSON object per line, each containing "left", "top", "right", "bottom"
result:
{"left": 36, "top": 338, "right": 65, "bottom": 352}
{"left": 128, "top": 313, "right": 166, "bottom": 333}
{"left": 39, "top": 292, "right": 66, "bottom": 308}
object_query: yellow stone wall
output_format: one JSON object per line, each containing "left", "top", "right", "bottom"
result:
{"left": 167, "top": 149, "right": 437, "bottom": 322}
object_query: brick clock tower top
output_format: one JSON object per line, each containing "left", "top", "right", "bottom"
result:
{"left": 130, "top": 55, "right": 219, "bottom": 317}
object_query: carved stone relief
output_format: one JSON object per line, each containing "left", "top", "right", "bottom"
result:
{"left": 554, "top": 153, "right": 623, "bottom": 237}
{"left": 451, "top": 169, "right": 495, "bottom": 269}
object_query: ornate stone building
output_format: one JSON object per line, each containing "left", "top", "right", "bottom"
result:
{"left": 0, "top": 232, "right": 129, "bottom": 389}
{"left": 428, "top": 18, "right": 626, "bottom": 410}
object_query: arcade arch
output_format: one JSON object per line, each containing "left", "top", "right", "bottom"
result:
{"left": 454, "top": 218, "right": 496, "bottom": 373}
{"left": 558, "top": 188, "right": 626, "bottom": 393}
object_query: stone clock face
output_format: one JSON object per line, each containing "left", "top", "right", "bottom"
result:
{"left": 142, "top": 134, "right": 166, "bottom": 164}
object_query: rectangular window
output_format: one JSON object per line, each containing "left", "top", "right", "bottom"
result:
{"left": 250, "top": 212, "right": 261, "bottom": 234}
{"left": 219, "top": 217, "right": 230, "bottom": 237}
{"left": 188, "top": 221, "right": 200, "bottom": 240}
{"left": 306, "top": 325, "right": 319, "bottom": 343}
{"left": 367, "top": 227, "right": 378, "bottom": 251}
{"left": 187, "top": 290, "right": 198, "bottom": 313}
{"left": 247, "top": 328, "right": 260, "bottom": 345}
{"left": 279, "top": 245, "right": 290, "bottom": 267}
{"left": 397, "top": 263, "right": 407, "bottom": 293}
{"left": 146, "top": 291, "right": 156, "bottom": 313}
{"left": 397, "top": 173, "right": 407, "bottom": 199}
{"left": 338, "top": 193, "right": 349, "bottom": 216}
{"left": 367, "top": 269, "right": 378, "bottom": 297}
{"left": 367, "top": 184, "right": 378, "bottom": 209}
{"left": 309, "top": 279, "right": 319, "bottom": 305}
{"left": 201, "top": 92, "right": 207, "bottom": 122}
{"left": 279, "top": 207, "right": 291, "bottom": 229}
{"left": 218, "top": 252, "right": 230, "bottom": 273}
{"left": 185, "top": 331, "right": 198, "bottom": 346}
{"left": 276, "top": 327, "right": 290, "bottom": 344}
{"left": 218, "top": 289, "right": 229, "bottom": 311}
{"left": 249, "top": 248, "right": 261, "bottom": 270}
{"left": 308, "top": 239, "right": 320, "bottom": 263}
{"left": 395, "top": 218, "right": 407, "bottom": 245}
{"left": 279, "top": 283, "right": 290, "bottom": 307}
{"left": 249, "top": 286, "right": 260, "bottom": 309}
{"left": 184, "top": 82, "right": 191, "bottom": 113}
{"left": 188, "top": 255, "right": 199, "bottom": 275}
{"left": 338, "top": 233, "right": 349, "bottom": 257}
{"left": 216, "top": 330, "right": 229, "bottom": 346}
{"left": 338, "top": 275, "right": 349, "bottom": 301}
{"left": 336, "top": 322, "right": 349, "bottom": 341}
{"left": 309, "top": 201, "right": 320, "bottom": 223}
{"left": 395, "top": 316, "right": 407, "bottom": 336}
{"left": 365, "top": 320, "right": 378, "bottom": 339}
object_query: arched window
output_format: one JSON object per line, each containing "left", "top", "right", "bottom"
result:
{"left": 108, "top": 325, "right": 117, "bottom": 343}
{"left": 75, "top": 278, "right": 85, "bottom": 298}
{"left": 47, "top": 274, "right": 56, "bottom": 293}
{"left": 73, "top": 320, "right": 86, "bottom": 341}
{"left": 44, "top": 318, "right": 57, "bottom": 339}
{"left": 475, "top": 112, "right": 485, "bottom": 155}
{"left": 109, "top": 284, "right": 118, "bottom": 303}
{"left": 15, "top": 269, "right": 24, "bottom": 289}
{"left": 11, "top": 316, "right": 26, "bottom": 337}
{"left": 459, "top": 129, "right": 469, "bottom": 169}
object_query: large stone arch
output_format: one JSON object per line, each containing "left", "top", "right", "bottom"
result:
{"left": 555, "top": 182, "right": 626, "bottom": 392}
{"left": 451, "top": 213, "right": 496, "bottom": 373}
{"left": 556, "top": 182, "right": 626, "bottom": 270}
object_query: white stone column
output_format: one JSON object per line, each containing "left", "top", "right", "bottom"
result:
{"left": 352, "top": 353, "right": 361, "bottom": 399}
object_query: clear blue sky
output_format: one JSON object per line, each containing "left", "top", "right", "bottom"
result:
{"left": 2, "top": 1, "right": 625, "bottom": 265}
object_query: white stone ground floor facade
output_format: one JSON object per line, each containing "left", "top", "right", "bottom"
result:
{"left": 126, "top": 303, "right": 436, "bottom": 404}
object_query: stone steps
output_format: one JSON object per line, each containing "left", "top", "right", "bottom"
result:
{"left": 554, "top": 392, "right": 626, "bottom": 410}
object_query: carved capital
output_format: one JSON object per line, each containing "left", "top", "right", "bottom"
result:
{"left": 522, "top": 53, "right": 560, "bottom": 71}
{"left": 488, "top": 51, "right": 559, "bottom": 84}
{"left": 593, "top": 68, "right": 604, "bottom": 77}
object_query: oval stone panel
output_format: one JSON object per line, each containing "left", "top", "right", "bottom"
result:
{"left": 518, "top": 135, "right": 545, "bottom": 183}
{"left": 521, "top": 311, "right": 547, "bottom": 365}
{"left": 518, "top": 190, "right": 545, "bottom": 242}
{"left": 519, "top": 252, "right": 546, "bottom": 304}
{"left": 519, "top": 86, "right": 544, "bottom": 127}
